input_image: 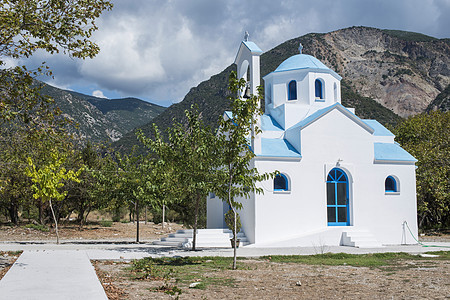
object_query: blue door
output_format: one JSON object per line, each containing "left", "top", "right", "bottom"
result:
{"left": 326, "top": 168, "right": 350, "bottom": 226}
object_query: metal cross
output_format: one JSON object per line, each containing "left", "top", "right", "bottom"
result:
{"left": 244, "top": 31, "right": 249, "bottom": 42}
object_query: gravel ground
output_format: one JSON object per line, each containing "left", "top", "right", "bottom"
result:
{"left": 0, "top": 221, "right": 183, "bottom": 242}
{"left": 94, "top": 256, "right": 450, "bottom": 300}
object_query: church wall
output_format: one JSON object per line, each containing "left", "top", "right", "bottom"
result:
{"left": 253, "top": 158, "right": 325, "bottom": 244}
{"left": 352, "top": 163, "right": 418, "bottom": 244}
{"left": 207, "top": 195, "right": 225, "bottom": 229}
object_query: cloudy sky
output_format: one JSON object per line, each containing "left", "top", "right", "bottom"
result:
{"left": 21, "top": 0, "right": 450, "bottom": 107}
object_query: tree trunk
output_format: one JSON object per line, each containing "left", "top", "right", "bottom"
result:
{"left": 8, "top": 199, "right": 19, "bottom": 225}
{"left": 145, "top": 206, "right": 147, "bottom": 224}
{"left": 38, "top": 200, "right": 44, "bottom": 225}
{"left": 48, "top": 198, "right": 59, "bottom": 244}
{"left": 192, "top": 194, "right": 200, "bottom": 251}
{"left": 136, "top": 199, "right": 140, "bottom": 243}
{"left": 228, "top": 172, "right": 237, "bottom": 270}
{"left": 162, "top": 204, "right": 165, "bottom": 230}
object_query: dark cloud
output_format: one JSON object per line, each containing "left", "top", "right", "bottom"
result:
{"left": 29, "top": 0, "right": 449, "bottom": 106}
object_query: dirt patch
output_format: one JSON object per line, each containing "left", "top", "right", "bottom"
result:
{"left": 0, "top": 222, "right": 183, "bottom": 242}
{"left": 93, "top": 261, "right": 127, "bottom": 300}
{"left": 0, "top": 251, "right": 22, "bottom": 280}
{"left": 94, "top": 257, "right": 450, "bottom": 299}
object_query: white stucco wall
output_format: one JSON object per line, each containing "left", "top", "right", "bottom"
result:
{"left": 249, "top": 109, "right": 417, "bottom": 246}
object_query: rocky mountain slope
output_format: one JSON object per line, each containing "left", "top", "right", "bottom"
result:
{"left": 40, "top": 83, "right": 165, "bottom": 144}
{"left": 115, "top": 27, "right": 449, "bottom": 151}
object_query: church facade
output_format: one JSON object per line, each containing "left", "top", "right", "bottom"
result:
{"left": 207, "top": 37, "right": 418, "bottom": 247}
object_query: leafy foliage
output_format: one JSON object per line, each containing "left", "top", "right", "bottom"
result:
{"left": 215, "top": 71, "right": 274, "bottom": 269}
{"left": 25, "top": 148, "right": 83, "bottom": 243}
{"left": 393, "top": 111, "right": 449, "bottom": 228}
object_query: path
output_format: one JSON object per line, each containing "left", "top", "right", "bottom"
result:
{"left": 0, "top": 250, "right": 107, "bottom": 300}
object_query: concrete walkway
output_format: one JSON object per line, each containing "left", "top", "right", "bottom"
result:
{"left": 0, "top": 241, "right": 449, "bottom": 299}
{"left": 0, "top": 250, "right": 107, "bottom": 300}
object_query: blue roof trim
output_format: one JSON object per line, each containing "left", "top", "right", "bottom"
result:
{"left": 259, "top": 138, "right": 301, "bottom": 158}
{"left": 374, "top": 143, "right": 417, "bottom": 162}
{"left": 224, "top": 111, "right": 233, "bottom": 120}
{"left": 243, "top": 41, "right": 263, "bottom": 53}
{"left": 261, "top": 114, "right": 283, "bottom": 131}
{"left": 363, "top": 120, "right": 394, "bottom": 136}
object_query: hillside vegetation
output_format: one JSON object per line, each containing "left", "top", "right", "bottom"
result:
{"left": 40, "top": 83, "right": 165, "bottom": 144}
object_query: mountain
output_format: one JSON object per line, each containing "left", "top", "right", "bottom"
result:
{"left": 39, "top": 83, "right": 166, "bottom": 144}
{"left": 426, "top": 84, "right": 450, "bottom": 112}
{"left": 115, "top": 26, "right": 449, "bottom": 151}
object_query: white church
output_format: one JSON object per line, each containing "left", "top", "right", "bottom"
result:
{"left": 206, "top": 36, "right": 419, "bottom": 248}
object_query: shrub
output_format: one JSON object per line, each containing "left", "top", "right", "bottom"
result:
{"left": 100, "top": 220, "right": 113, "bottom": 227}
{"left": 24, "top": 223, "right": 49, "bottom": 232}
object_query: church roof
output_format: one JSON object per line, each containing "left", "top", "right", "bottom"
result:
{"left": 270, "top": 54, "right": 342, "bottom": 80}
{"left": 259, "top": 138, "right": 301, "bottom": 158}
{"left": 261, "top": 114, "right": 283, "bottom": 131}
{"left": 362, "top": 120, "right": 395, "bottom": 136}
{"left": 242, "top": 41, "right": 263, "bottom": 54}
{"left": 290, "top": 103, "right": 374, "bottom": 134}
{"left": 374, "top": 143, "right": 417, "bottom": 163}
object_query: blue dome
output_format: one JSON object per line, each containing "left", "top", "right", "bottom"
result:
{"left": 275, "top": 54, "right": 331, "bottom": 72}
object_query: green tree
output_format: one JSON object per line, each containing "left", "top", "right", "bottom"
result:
{"left": 137, "top": 126, "right": 179, "bottom": 230}
{"left": 159, "top": 106, "right": 218, "bottom": 250}
{"left": 393, "top": 111, "right": 449, "bottom": 229}
{"left": 0, "top": 0, "right": 113, "bottom": 224}
{"left": 215, "top": 72, "right": 274, "bottom": 269}
{"left": 25, "top": 148, "right": 83, "bottom": 243}
{"left": 1, "top": 0, "right": 113, "bottom": 123}
{"left": 64, "top": 142, "right": 106, "bottom": 227}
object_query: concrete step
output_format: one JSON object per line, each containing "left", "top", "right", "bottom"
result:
{"left": 342, "top": 230, "right": 383, "bottom": 248}
{"left": 153, "top": 228, "right": 249, "bottom": 248}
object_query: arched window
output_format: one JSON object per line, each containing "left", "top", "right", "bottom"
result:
{"left": 326, "top": 168, "right": 350, "bottom": 226}
{"left": 385, "top": 176, "right": 398, "bottom": 193}
{"left": 288, "top": 80, "right": 297, "bottom": 100}
{"left": 274, "top": 174, "right": 288, "bottom": 191}
{"left": 315, "top": 79, "right": 324, "bottom": 100}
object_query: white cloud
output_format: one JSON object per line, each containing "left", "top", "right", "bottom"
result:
{"left": 92, "top": 90, "right": 108, "bottom": 98}
{"left": 23, "top": 0, "right": 448, "bottom": 106}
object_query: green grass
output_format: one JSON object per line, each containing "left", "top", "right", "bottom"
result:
{"left": 24, "top": 223, "right": 49, "bottom": 232}
{"left": 99, "top": 220, "right": 113, "bottom": 227}
{"left": 261, "top": 251, "right": 450, "bottom": 268}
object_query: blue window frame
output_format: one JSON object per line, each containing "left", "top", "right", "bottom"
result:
{"left": 326, "top": 168, "right": 350, "bottom": 226}
{"left": 385, "top": 176, "right": 397, "bottom": 193}
{"left": 315, "top": 79, "right": 323, "bottom": 99}
{"left": 288, "top": 80, "right": 297, "bottom": 100}
{"left": 274, "top": 174, "right": 288, "bottom": 191}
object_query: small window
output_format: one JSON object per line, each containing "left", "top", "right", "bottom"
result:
{"left": 274, "top": 174, "right": 289, "bottom": 191}
{"left": 385, "top": 176, "right": 398, "bottom": 193}
{"left": 288, "top": 80, "right": 297, "bottom": 100}
{"left": 209, "top": 192, "right": 216, "bottom": 199}
{"left": 315, "top": 79, "right": 324, "bottom": 100}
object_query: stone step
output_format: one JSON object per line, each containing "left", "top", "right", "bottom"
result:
{"left": 153, "top": 228, "right": 249, "bottom": 248}
{"left": 341, "top": 230, "right": 383, "bottom": 248}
